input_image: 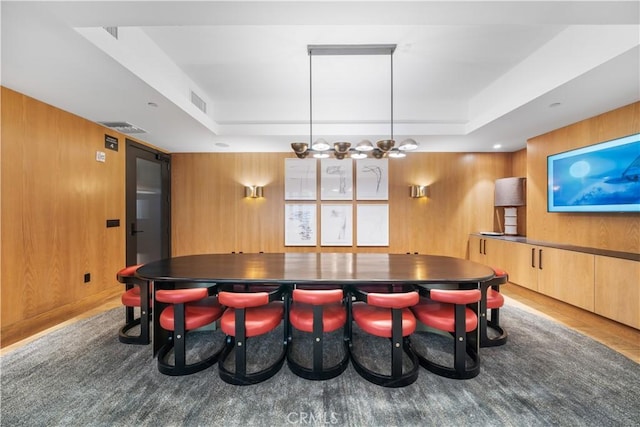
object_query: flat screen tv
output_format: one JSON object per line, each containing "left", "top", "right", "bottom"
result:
{"left": 547, "top": 133, "right": 640, "bottom": 213}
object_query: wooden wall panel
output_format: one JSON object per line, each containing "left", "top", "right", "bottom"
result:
{"left": 507, "top": 148, "right": 527, "bottom": 236}
{"left": 4, "top": 84, "right": 636, "bottom": 346}
{"left": 1, "top": 87, "right": 126, "bottom": 345}
{"left": 171, "top": 151, "right": 510, "bottom": 259}
{"left": 510, "top": 149, "right": 527, "bottom": 177}
{"left": 527, "top": 102, "right": 640, "bottom": 253}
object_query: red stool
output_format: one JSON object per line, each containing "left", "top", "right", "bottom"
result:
{"left": 478, "top": 267, "right": 508, "bottom": 347}
{"left": 348, "top": 285, "right": 420, "bottom": 387}
{"left": 288, "top": 288, "right": 349, "bottom": 380}
{"left": 156, "top": 287, "right": 224, "bottom": 376}
{"left": 217, "top": 284, "right": 288, "bottom": 385}
{"left": 116, "top": 264, "right": 151, "bottom": 345}
{"left": 411, "top": 288, "right": 482, "bottom": 379}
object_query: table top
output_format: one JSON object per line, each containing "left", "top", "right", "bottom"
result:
{"left": 136, "top": 253, "right": 495, "bottom": 285}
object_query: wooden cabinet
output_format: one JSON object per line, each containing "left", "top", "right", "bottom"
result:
{"left": 595, "top": 256, "right": 640, "bottom": 329}
{"left": 501, "top": 242, "right": 595, "bottom": 310}
{"left": 502, "top": 243, "right": 539, "bottom": 291}
{"left": 469, "top": 234, "right": 638, "bottom": 328}
{"left": 468, "top": 235, "right": 506, "bottom": 268}
{"left": 469, "top": 235, "right": 486, "bottom": 264}
{"left": 536, "top": 247, "right": 595, "bottom": 311}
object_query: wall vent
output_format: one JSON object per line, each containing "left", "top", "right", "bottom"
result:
{"left": 98, "top": 121, "right": 147, "bottom": 134}
{"left": 190, "top": 90, "right": 207, "bottom": 114}
{"left": 103, "top": 27, "right": 118, "bottom": 40}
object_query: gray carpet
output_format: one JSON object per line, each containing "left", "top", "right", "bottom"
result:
{"left": 1, "top": 302, "right": 639, "bottom": 427}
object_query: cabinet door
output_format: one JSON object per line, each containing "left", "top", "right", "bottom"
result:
{"left": 595, "top": 256, "right": 640, "bottom": 329}
{"left": 537, "top": 247, "right": 595, "bottom": 311}
{"left": 468, "top": 236, "right": 505, "bottom": 268}
{"left": 468, "top": 235, "right": 485, "bottom": 264}
{"left": 484, "top": 238, "right": 507, "bottom": 271}
{"left": 502, "top": 243, "right": 539, "bottom": 291}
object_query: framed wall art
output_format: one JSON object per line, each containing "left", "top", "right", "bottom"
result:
{"left": 320, "top": 158, "right": 353, "bottom": 200}
{"left": 284, "top": 204, "right": 317, "bottom": 246}
{"left": 356, "top": 158, "right": 388, "bottom": 200}
{"left": 320, "top": 204, "right": 353, "bottom": 246}
{"left": 356, "top": 204, "right": 389, "bottom": 246}
{"left": 284, "top": 158, "right": 317, "bottom": 200}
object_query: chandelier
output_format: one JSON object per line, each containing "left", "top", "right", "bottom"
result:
{"left": 291, "top": 44, "right": 418, "bottom": 160}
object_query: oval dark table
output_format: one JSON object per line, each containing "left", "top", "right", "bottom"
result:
{"left": 136, "top": 252, "right": 496, "bottom": 354}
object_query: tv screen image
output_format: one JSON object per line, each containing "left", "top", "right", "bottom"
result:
{"left": 547, "top": 133, "right": 640, "bottom": 213}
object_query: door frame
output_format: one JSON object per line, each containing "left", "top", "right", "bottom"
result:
{"left": 125, "top": 139, "right": 171, "bottom": 266}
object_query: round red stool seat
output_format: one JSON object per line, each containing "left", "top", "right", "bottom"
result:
{"left": 155, "top": 287, "right": 224, "bottom": 376}
{"left": 287, "top": 287, "right": 349, "bottom": 381}
{"left": 410, "top": 288, "right": 481, "bottom": 380}
{"left": 352, "top": 303, "right": 417, "bottom": 337}
{"left": 412, "top": 299, "right": 478, "bottom": 332}
{"left": 220, "top": 302, "right": 283, "bottom": 337}
{"left": 486, "top": 287, "right": 505, "bottom": 310}
{"left": 116, "top": 264, "right": 150, "bottom": 345}
{"left": 348, "top": 286, "right": 420, "bottom": 387}
{"left": 121, "top": 286, "right": 141, "bottom": 306}
{"left": 216, "top": 285, "right": 288, "bottom": 385}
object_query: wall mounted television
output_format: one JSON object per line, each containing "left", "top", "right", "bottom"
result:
{"left": 547, "top": 133, "right": 640, "bottom": 213}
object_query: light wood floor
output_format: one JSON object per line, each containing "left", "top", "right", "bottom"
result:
{"left": 2, "top": 284, "right": 639, "bottom": 362}
{"left": 501, "top": 284, "right": 639, "bottom": 363}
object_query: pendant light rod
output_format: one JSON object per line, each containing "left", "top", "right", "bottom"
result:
{"left": 292, "top": 43, "right": 417, "bottom": 159}
{"left": 310, "top": 51, "right": 313, "bottom": 147}
{"left": 390, "top": 51, "right": 394, "bottom": 141}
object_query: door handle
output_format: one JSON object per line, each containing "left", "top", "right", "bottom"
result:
{"left": 538, "top": 249, "right": 543, "bottom": 270}
{"left": 531, "top": 248, "right": 536, "bottom": 268}
{"left": 130, "top": 223, "right": 144, "bottom": 235}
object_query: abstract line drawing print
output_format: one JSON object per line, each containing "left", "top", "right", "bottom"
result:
{"left": 357, "top": 204, "right": 389, "bottom": 246}
{"left": 285, "top": 204, "right": 317, "bottom": 246}
{"left": 285, "top": 158, "right": 317, "bottom": 200}
{"left": 326, "top": 165, "right": 348, "bottom": 194}
{"left": 321, "top": 159, "right": 353, "bottom": 200}
{"left": 357, "top": 158, "right": 388, "bottom": 200}
{"left": 363, "top": 165, "right": 382, "bottom": 192}
{"left": 321, "top": 204, "right": 353, "bottom": 246}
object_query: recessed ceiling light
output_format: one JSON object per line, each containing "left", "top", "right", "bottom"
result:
{"left": 549, "top": 102, "right": 562, "bottom": 108}
{"left": 493, "top": 144, "right": 502, "bottom": 149}
{"left": 147, "top": 102, "right": 158, "bottom": 108}
{"left": 215, "top": 142, "right": 230, "bottom": 148}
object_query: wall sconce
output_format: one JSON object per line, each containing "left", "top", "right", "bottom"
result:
{"left": 244, "top": 186, "right": 264, "bottom": 198}
{"left": 494, "top": 177, "right": 526, "bottom": 235}
{"left": 409, "top": 185, "right": 428, "bottom": 198}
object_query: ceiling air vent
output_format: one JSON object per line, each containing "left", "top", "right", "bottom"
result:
{"left": 190, "top": 90, "right": 207, "bottom": 114}
{"left": 98, "top": 121, "right": 147, "bottom": 134}
{"left": 103, "top": 27, "right": 118, "bottom": 40}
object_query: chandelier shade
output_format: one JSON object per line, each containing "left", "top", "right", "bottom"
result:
{"left": 291, "top": 44, "right": 418, "bottom": 160}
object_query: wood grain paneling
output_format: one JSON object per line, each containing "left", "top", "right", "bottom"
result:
{"left": 510, "top": 148, "right": 527, "bottom": 236}
{"left": 171, "top": 152, "right": 511, "bottom": 258}
{"left": 594, "top": 256, "right": 640, "bottom": 329}
{"left": 510, "top": 149, "right": 527, "bottom": 177}
{"left": 4, "top": 85, "right": 637, "bottom": 346}
{"left": 527, "top": 102, "right": 640, "bottom": 253}
{"left": 1, "top": 87, "right": 126, "bottom": 346}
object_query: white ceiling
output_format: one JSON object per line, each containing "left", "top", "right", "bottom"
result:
{"left": 2, "top": 1, "right": 639, "bottom": 154}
